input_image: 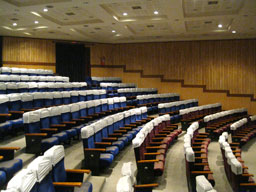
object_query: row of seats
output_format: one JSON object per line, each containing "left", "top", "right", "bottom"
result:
{"left": 0, "top": 67, "right": 53, "bottom": 76}
{"left": 136, "top": 93, "right": 180, "bottom": 114}
{"left": 0, "top": 75, "right": 69, "bottom": 82}
{"left": 100, "top": 83, "right": 136, "bottom": 90}
{"left": 91, "top": 76, "right": 121, "bottom": 83}
{"left": 86, "top": 77, "right": 122, "bottom": 87}
{"left": 23, "top": 97, "right": 129, "bottom": 154}
{"left": 0, "top": 147, "right": 22, "bottom": 189}
{"left": 184, "top": 122, "right": 214, "bottom": 192}
{"left": 230, "top": 116, "right": 256, "bottom": 146}
{"left": 218, "top": 132, "right": 256, "bottom": 192}
{"left": 81, "top": 107, "right": 151, "bottom": 175}
{"left": 132, "top": 114, "right": 181, "bottom": 186}
{"left": 204, "top": 108, "right": 248, "bottom": 139}
{"left": 117, "top": 88, "right": 158, "bottom": 98}
{"left": 137, "top": 93, "right": 180, "bottom": 105}
{"left": 3, "top": 145, "right": 93, "bottom": 192}
{"left": 0, "top": 90, "right": 110, "bottom": 138}
{"left": 158, "top": 99, "right": 198, "bottom": 116}
{"left": 180, "top": 103, "right": 222, "bottom": 130}
{"left": 0, "top": 82, "right": 88, "bottom": 94}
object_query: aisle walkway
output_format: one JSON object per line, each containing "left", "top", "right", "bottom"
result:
{"left": 154, "top": 133, "right": 188, "bottom": 192}
{"left": 101, "top": 132, "right": 188, "bottom": 192}
{"left": 207, "top": 141, "right": 232, "bottom": 192}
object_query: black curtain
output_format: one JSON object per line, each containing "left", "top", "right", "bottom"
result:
{"left": 56, "top": 43, "right": 90, "bottom": 82}
{"left": 0, "top": 36, "right": 3, "bottom": 67}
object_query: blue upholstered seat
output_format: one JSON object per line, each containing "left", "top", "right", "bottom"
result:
{"left": 44, "top": 145, "right": 93, "bottom": 192}
{"left": 0, "top": 170, "right": 6, "bottom": 187}
{"left": 0, "top": 159, "right": 22, "bottom": 181}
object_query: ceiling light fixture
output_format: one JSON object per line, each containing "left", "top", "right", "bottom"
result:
{"left": 24, "top": 32, "right": 31, "bottom": 35}
{"left": 13, "top": 23, "right": 17, "bottom": 26}
{"left": 123, "top": 12, "right": 128, "bottom": 16}
{"left": 112, "top": 30, "right": 116, "bottom": 33}
{"left": 34, "top": 21, "right": 39, "bottom": 24}
{"left": 31, "top": 11, "right": 42, "bottom": 17}
{"left": 154, "top": 11, "right": 159, "bottom": 15}
{"left": 218, "top": 24, "right": 222, "bottom": 28}
{"left": 232, "top": 30, "right": 236, "bottom": 34}
{"left": 43, "top": 8, "right": 48, "bottom": 12}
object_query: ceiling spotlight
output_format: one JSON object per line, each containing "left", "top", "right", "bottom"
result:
{"left": 34, "top": 21, "right": 39, "bottom": 24}
{"left": 123, "top": 12, "right": 128, "bottom": 16}
{"left": 232, "top": 30, "right": 236, "bottom": 34}
{"left": 112, "top": 30, "right": 116, "bottom": 33}
{"left": 218, "top": 24, "right": 222, "bottom": 28}
{"left": 12, "top": 23, "right": 17, "bottom": 26}
{"left": 43, "top": 8, "right": 48, "bottom": 12}
{"left": 154, "top": 11, "right": 159, "bottom": 15}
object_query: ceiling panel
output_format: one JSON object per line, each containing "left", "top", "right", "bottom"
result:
{"left": 183, "top": 0, "right": 244, "bottom": 17}
{"left": 0, "top": 0, "right": 255, "bottom": 43}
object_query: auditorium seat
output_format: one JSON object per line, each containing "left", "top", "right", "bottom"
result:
{"left": 23, "top": 111, "right": 59, "bottom": 154}
{"left": 0, "top": 147, "right": 23, "bottom": 187}
{"left": 82, "top": 124, "right": 114, "bottom": 175}
{"left": 44, "top": 145, "right": 93, "bottom": 192}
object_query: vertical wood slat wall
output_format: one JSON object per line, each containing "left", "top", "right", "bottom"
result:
{"left": 2, "top": 37, "right": 56, "bottom": 72}
{"left": 91, "top": 39, "right": 256, "bottom": 97}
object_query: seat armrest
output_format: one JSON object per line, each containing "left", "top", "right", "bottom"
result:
{"left": 53, "top": 182, "right": 82, "bottom": 187}
{"left": 25, "top": 133, "right": 47, "bottom": 136}
{"left": 0, "top": 147, "right": 20, "bottom": 151}
{"left": 134, "top": 183, "right": 159, "bottom": 188}
{"left": 0, "top": 113, "right": 11, "bottom": 117}
{"left": 102, "top": 137, "right": 117, "bottom": 141}
{"left": 51, "top": 124, "right": 66, "bottom": 127}
{"left": 66, "top": 169, "right": 91, "bottom": 174}
{"left": 84, "top": 148, "right": 106, "bottom": 152}
{"left": 138, "top": 159, "right": 159, "bottom": 163}
{"left": 9, "top": 111, "right": 24, "bottom": 114}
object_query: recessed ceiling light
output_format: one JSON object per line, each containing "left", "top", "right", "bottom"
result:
{"left": 35, "top": 26, "right": 48, "bottom": 29}
{"left": 24, "top": 32, "right": 31, "bottom": 35}
{"left": 218, "top": 24, "right": 222, "bottom": 28}
{"left": 12, "top": 23, "right": 17, "bottom": 26}
{"left": 31, "top": 11, "right": 42, "bottom": 17}
{"left": 232, "top": 30, "right": 236, "bottom": 34}
{"left": 123, "top": 12, "right": 128, "bottom": 16}
{"left": 43, "top": 8, "right": 48, "bottom": 12}
{"left": 154, "top": 11, "right": 159, "bottom": 15}
{"left": 112, "top": 30, "right": 116, "bottom": 33}
{"left": 34, "top": 21, "right": 39, "bottom": 24}
{"left": 116, "top": 34, "right": 121, "bottom": 37}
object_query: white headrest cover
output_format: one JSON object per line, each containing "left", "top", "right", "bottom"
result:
{"left": 231, "top": 158, "right": 242, "bottom": 175}
{"left": 27, "top": 156, "right": 52, "bottom": 182}
{"left": 23, "top": 112, "right": 40, "bottom": 123}
{"left": 196, "top": 175, "right": 214, "bottom": 192}
{"left": 70, "top": 104, "right": 80, "bottom": 112}
{"left": 40, "top": 109, "right": 50, "bottom": 119}
{"left": 185, "top": 147, "right": 195, "bottom": 162}
{"left": 116, "top": 176, "right": 133, "bottom": 192}
{"left": 81, "top": 125, "right": 94, "bottom": 139}
{"left": 132, "top": 136, "right": 144, "bottom": 148}
{"left": 7, "top": 169, "right": 37, "bottom": 192}
{"left": 44, "top": 145, "right": 65, "bottom": 166}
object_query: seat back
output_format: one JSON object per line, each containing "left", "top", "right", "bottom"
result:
{"left": 27, "top": 156, "right": 55, "bottom": 192}
{"left": 7, "top": 169, "right": 37, "bottom": 192}
{"left": 23, "top": 112, "right": 41, "bottom": 133}
{"left": 44, "top": 145, "right": 67, "bottom": 183}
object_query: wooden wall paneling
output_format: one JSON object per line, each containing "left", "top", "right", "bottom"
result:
{"left": 2, "top": 37, "right": 56, "bottom": 72}
{"left": 90, "top": 39, "right": 256, "bottom": 99}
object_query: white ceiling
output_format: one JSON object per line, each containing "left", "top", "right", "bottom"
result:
{"left": 0, "top": 0, "right": 255, "bottom": 43}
